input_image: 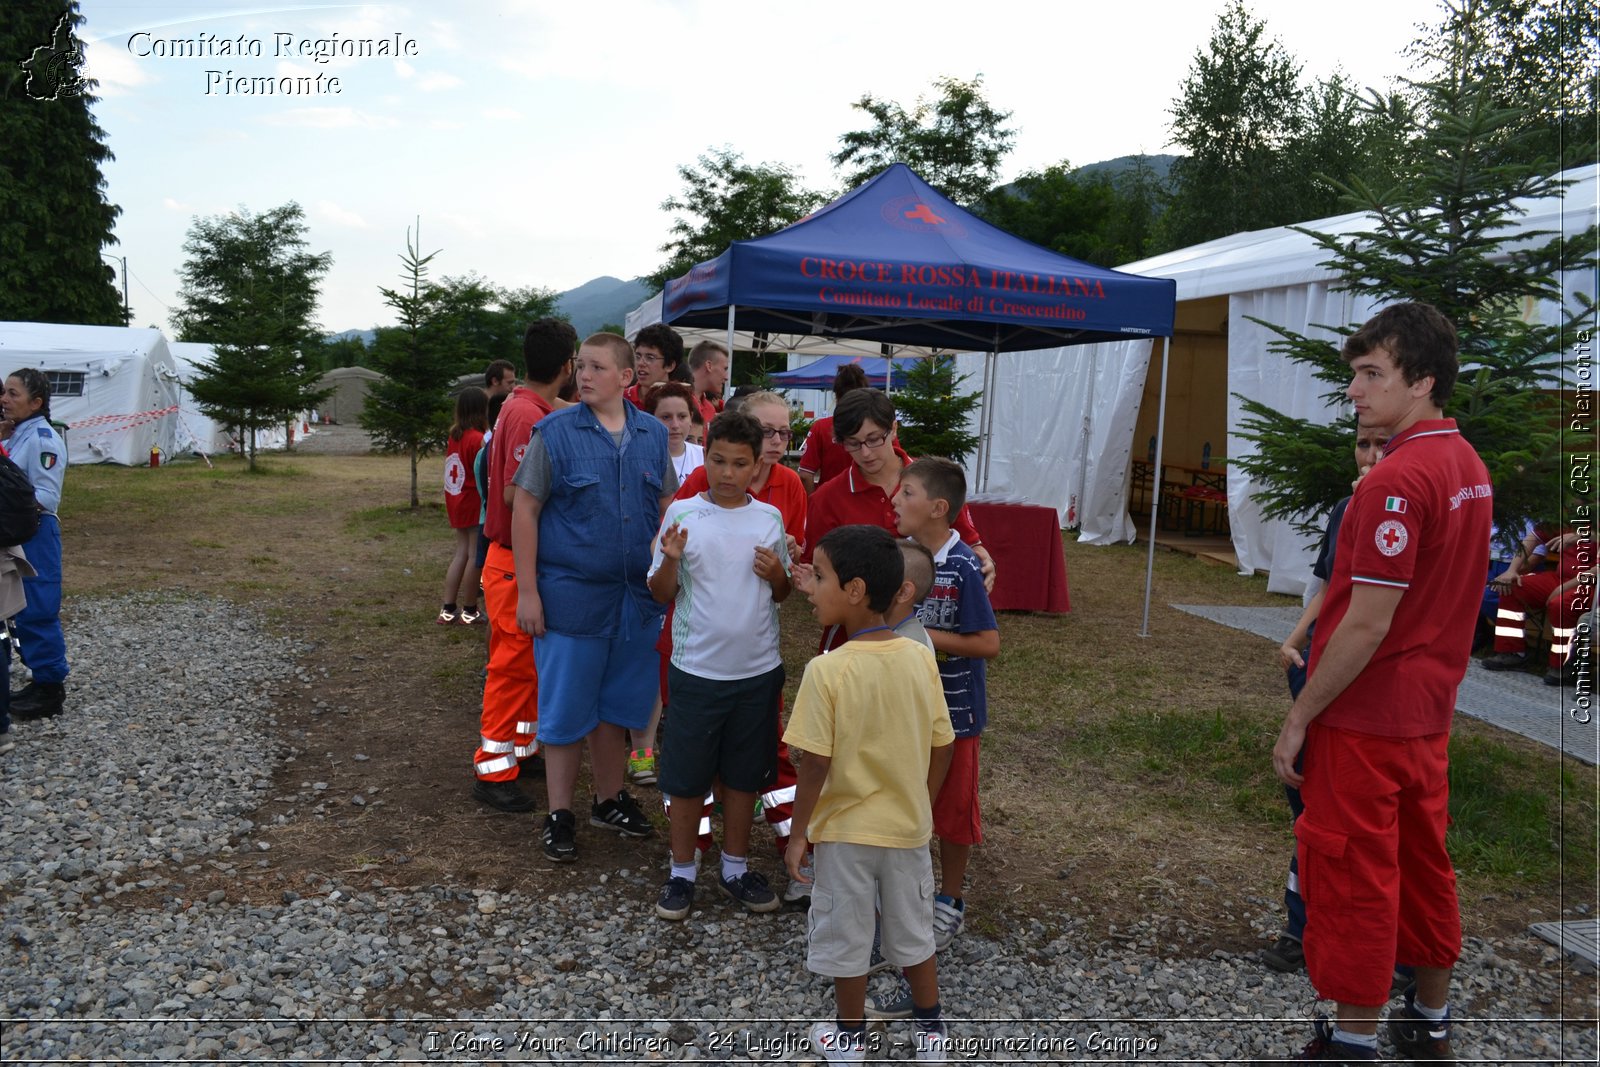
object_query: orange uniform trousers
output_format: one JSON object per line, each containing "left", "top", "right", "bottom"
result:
{"left": 473, "top": 542, "right": 538, "bottom": 781}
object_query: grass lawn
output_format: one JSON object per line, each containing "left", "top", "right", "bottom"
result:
{"left": 57, "top": 450, "right": 1596, "bottom": 968}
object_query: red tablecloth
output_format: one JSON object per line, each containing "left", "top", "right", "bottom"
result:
{"left": 968, "top": 502, "right": 1070, "bottom": 614}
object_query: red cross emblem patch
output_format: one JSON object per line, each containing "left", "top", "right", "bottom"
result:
{"left": 1375, "top": 519, "right": 1408, "bottom": 556}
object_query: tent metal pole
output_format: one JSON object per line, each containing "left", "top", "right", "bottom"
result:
{"left": 726, "top": 306, "right": 737, "bottom": 405}
{"left": 1139, "top": 335, "right": 1172, "bottom": 638}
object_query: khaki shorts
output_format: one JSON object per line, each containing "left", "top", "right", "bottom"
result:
{"left": 806, "top": 841, "right": 935, "bottom": 978}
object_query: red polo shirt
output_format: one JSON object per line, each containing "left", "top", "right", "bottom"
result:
{"left": 797, "top": 415, "right": 856, "bottom": 486}
{"left": 676, "top": 462, "right": 807, "bottom": 547}
{"left": 483, "top": 386, "right": 554, "bottom": 547}
{"left": 1310, "top": 419, "right": 1491, "bottom": 737}
{"left": 802, "top": 448, "right": 982, "bottom": 564}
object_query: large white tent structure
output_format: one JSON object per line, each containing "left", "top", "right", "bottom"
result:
{"left": 955, "top": 164, "right": 1598, "bottom": 594}
{"left": 0, "top": 322, "right": 183, "bottom": 466}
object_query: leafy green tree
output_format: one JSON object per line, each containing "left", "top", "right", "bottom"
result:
{"left": 976, "top": 163, "right": 1143, "bottom": 267}
{"left": 1160, "top": 1, "right": 1306, "bottom": 248}
{"left": 894, "top": 357, "right": 982, "bottom": 464}
{"left": 172, "top": 202, "right": 332, "bottom": 471}
{"left": 1233, "top": 0, "right": 1598, "bottom": 539}
{"left": 832, "top": 75, "right": 1015, "bottom": 205}
{"left": 0, "top": 1, "right": 124, "bottom": 325}
{"left": 649, "top": 147, "right": 825, "bottom": 291}
{"left": 361, "top": 226, "right": 477, "bottom": 507}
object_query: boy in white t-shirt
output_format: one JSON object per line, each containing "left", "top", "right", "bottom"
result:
{"left": 647, "top": 410, "right": 793, "bottom": 920}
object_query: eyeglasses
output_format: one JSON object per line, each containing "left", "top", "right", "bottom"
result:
{"left": 761, "top": 427, "right": 792, "bottom": 442}
{"left": 838, "top": 431, "right": 890, "bottom": 453}
{"left": 636, "top": 354, "right": 663, "bottom": 365}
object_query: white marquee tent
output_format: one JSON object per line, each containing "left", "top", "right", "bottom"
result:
{"left": 956, "top": 164, "right": 1597, "bottom": 594}
{"left": 0, "top": 322, "right": 183, "bottom": 466}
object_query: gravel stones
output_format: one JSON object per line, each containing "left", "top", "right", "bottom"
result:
{"left": 1, "top": 593, "right": 1592, "bottom": 1062}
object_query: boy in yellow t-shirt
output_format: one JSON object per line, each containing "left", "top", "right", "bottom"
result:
{"left": 784, "top": 524, "right": 955, "bottom": 1064}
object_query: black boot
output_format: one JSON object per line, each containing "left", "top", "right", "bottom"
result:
{"left": 10, "top": 681, "right": 64, "bottom": 721}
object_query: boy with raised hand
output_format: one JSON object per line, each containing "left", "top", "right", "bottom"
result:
{"left": 785, "top": 525, "right": 955, "bottom": 1064}
{"left": 893, "top": 457, "right": 999, "bottom": 951}
{"left": 648, "top": 410, "right": 792, "bottom": 921}
{"left": 511, "top": 332, "right": 676, "bottom": 863}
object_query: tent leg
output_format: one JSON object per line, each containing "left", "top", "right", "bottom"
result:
{"left": 1139, "top": 336, "right": 1173, "bottom": 638}
{"left": 978, "top": 349, "right": 997, "bottom": 492}
{"left": 726, "top": 305, "right": 736, "bottom": 405}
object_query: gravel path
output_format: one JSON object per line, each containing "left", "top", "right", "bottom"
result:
{"left": 1, "top": 594, "right": 1592, "bottom": 1063}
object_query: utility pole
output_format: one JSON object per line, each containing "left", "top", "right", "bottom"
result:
{"left": 100, "top": 251, "right": 129, "bottom": 325}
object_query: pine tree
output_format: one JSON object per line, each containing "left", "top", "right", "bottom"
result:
{"left": 1232, "top": 0, "right": 1598, "bottom": 539}
{"left": 894, "top": 357, "right": 981, "bottom": 464}
{"left": 0, "top": 1, "right": 124, "bottom": 324}
{"left": 172, "top": 203, "right": 332, "bottom": 471}
{"left": 361, "top": 225, "right": 475, "bottom": 507}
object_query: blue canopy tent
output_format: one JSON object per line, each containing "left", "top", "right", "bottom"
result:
{"left": 768, "top": 354, "right": 919, "bottom": 392}
{"left": 658, "top": 164, "right": 1179, "bottom": 632}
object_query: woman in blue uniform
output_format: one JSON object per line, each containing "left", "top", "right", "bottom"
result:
{"left": 1, "top": 368, "right": 69, "bottom": 719}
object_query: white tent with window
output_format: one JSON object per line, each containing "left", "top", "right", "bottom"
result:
{"left": 0, "top": 321, "right": 182, "bottom": 466}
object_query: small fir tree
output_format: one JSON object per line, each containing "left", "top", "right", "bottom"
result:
{"left": 893, "top": 356, "right": 981, "bottom": 464}
{"left": 360, "top": 225, "right": 476, "bottom": 507}
{"left": 1232, "top": 0, "right": 1598, "bottom": 539}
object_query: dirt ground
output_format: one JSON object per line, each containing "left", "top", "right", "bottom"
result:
{"left": 58, "top": 435, "right": 1597, "bottom": 1019}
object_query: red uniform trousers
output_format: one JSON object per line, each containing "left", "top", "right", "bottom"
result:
{"left": 473, "top": 543, "right": 538, "bottom": 781}
{"left": 1297, "top": 723, "right": 1460, "bottom": 1008}
{"left": 1493, "top": 569, "right": 1585, "bottom": 667}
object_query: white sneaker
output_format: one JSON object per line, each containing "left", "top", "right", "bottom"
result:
{"left": 915, "top": 1026, "right": 951, "bottom": 1063}
{"left": 782, "top": 858, "right": 813, "bottom": 904}
{"left": 932, "top": 895, "right": 964, "bottom": 950}
{"left": 808, "top": 1021, "right": 866, "bottom": 1063}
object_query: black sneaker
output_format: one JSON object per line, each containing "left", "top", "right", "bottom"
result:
{"left": 1388, "top": 985, "right": 1453, "bottom": 1062}
{"left": 655, "top": 876, "right": 695, "bottom": 921}
{"left": 472, "top": 779, "right": 537, "bottom": 813}
{"left": 1255, "top": 1019, "right": 1378, "bottom": 1064}
{"left": 542, "top": 809, "right": 577, "bottom": 862}
{"left": 591, "top": 789, "right": 654, "bottom": 838}
{"left": 1260, "top": 933, "right": 1305, "bottom": 973}
{"left": 718, "top": 870, "right": 780, "bottom": 913}
{"left": 1479, "top": 651, "right": 1528, "bottom": 671}
{"left": 10, "top": 682, "right": 64, "bottom": 721}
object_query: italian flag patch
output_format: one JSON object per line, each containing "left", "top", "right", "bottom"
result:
{"left": 1385, "top": 496, "right": 1408, "bottom": 514}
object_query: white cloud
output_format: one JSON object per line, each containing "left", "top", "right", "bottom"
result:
{"left": 394, "top": 58, "right": 414, "bottom": 78}
{"left": 481, "top": 106, "right": 521, "bottom": 122}
{"left": 162, "top": 197, "right": 192, "bottom": 213}
{"left": 417, "top": 72, "right": 462, "bottom": 92}
{"left": 82, "top": 38, "right": 154, "bottom": 97}
{"left": 316, "top": 201, "right": 371, "bottom": 229}
{"left": 262, "top": 107, "right": 401, "bottom": 130}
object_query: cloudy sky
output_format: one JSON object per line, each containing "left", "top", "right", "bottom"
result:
{"left": 75, "top": 0, "right": 1443, "bottom": 333}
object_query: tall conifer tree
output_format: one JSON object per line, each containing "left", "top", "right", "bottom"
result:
{"left": 0, "top": 1, "right": 124, "bottom": 324}
{"left": 1232, "top": 0, "right": 1598, "bottom": 539}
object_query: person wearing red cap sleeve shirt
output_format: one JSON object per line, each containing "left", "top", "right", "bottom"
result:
{"left": 800, "top": 388, "right": 993, "bottom": 652}
{"left": 623, "top": 323, "right": 685, "bottom": 410}
{"left": 1266, "top": 303, "right": 1491, "bottom": 1065}
{"left": 469, "top": 319, "right": 574, "bottom": 814}
{"left": 687, "top": 340, "right": 728, "bottom": 429}
{"left": 798, "top": 363, "right": 871, "bottom": 494}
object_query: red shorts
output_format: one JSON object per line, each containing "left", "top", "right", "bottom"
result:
{"left": 1297, "top": 723, "right": 1460, "bottom": 1007}
{"left": 932, "top": 736, "right": 982, "bottom": 845}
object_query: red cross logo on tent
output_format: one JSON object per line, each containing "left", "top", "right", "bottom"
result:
{"left": 904, "top": 203, "right": 946, "bottom": 225}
